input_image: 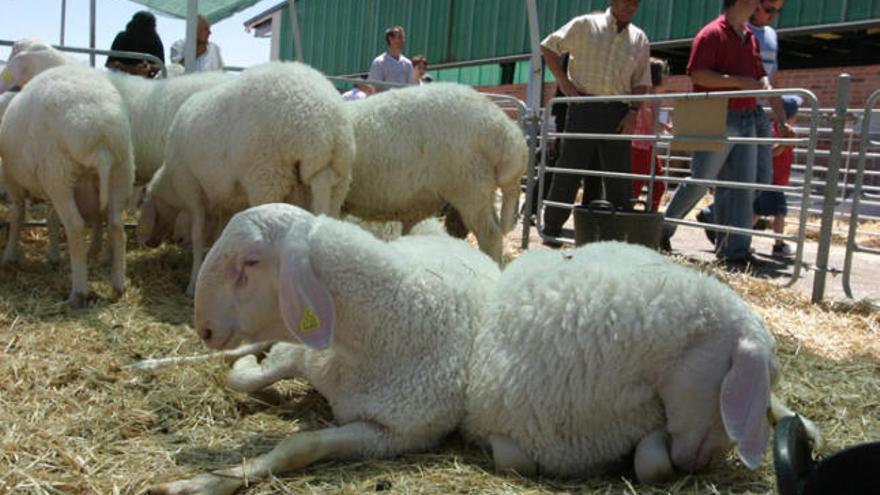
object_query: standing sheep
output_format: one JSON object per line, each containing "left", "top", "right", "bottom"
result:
{"left": 148, "top": 203, "right": 499, "bottom": 495}
{"left": 137, "top": 62, "right": 355, "bottom": 296}
{"left": 0, "top": 39, "right": 69, "bottom": 93}
{"left": 0, "top": 64, "right": 134, "bottom": 306}
{"left": 462, "top": 242, "right": 821, "bottom": 481}
{"left": 106, "top": 71, "right": 229, "bottom": 183}
{"left": 343, "top": 83, "right": 528, "bottom": 262}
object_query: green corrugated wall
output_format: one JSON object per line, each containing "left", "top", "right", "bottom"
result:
{"left": 278, "top": 0, "right": 880, "bottom": 85}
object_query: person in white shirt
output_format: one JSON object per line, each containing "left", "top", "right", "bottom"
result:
{"left": 367, "top": 26, "right": 416, "bottom": 91}
{"left": 342, "top": 77, "right": 374, "bottom": 101}
{"left": 170, "top": 16, "right": 224, "bottom": 72}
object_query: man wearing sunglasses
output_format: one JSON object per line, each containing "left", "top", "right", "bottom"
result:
{"left": 695, "top": 0, "right": 787, "bottom": 245}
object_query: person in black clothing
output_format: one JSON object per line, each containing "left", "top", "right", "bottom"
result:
{"left": 106, "top": 11, "right": 165, "bottom": 78}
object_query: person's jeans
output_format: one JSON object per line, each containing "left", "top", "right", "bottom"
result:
{"left": 663, "top": 109, "right": 759, "bottom": 259}
{"left": 755, "top": 107, "right": 773, "bottom": 185}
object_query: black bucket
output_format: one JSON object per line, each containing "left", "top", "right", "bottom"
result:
{"left": 774, "top": 415, "right": 880, "bottom": 495}
{"left": 572, "top": 200, "right": 664, "bottom": 249}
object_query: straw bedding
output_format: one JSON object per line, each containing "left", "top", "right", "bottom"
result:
{"left": 0, "top": 224, "right": 876, "bottom": 494}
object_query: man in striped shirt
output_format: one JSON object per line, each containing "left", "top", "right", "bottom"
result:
{"left": 540, "top": 0, "right": 651, "bottom": 245}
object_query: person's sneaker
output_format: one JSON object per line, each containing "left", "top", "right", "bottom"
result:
{"left": 773, "top": 242, "right": 794, "bottom": 257}
{"left": 542, "top": 238, "right": 564, "bottom": 249}
{"left": 696, "top": 210, "right": 716, "bottom": 245}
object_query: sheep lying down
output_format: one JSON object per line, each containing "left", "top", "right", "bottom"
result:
{"left": 463, "top": 242, "right": 821, "bottom": 481}
{"left": 150, "top": 203, "right": 499, "bottom": 495}
{"left": 150, "top": 223, "right": 819, "bottom": 492}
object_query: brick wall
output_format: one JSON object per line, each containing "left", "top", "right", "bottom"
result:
{"left": 477, "top": 64, "right": 880, "bottom": 110}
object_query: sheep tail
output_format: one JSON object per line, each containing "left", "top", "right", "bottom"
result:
{"left": 93, "top": 147, "right": 113, "bottom": 211}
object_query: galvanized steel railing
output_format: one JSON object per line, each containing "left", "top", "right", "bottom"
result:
{"left": 526, "top": 87, "right": 821, "bottom": 288}
{"left": 842, "top": 89, "right": 880, "bottom": 306}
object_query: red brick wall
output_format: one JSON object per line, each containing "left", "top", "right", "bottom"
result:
{"left": 477, "top": 64, "right": 880, "bottom": 110}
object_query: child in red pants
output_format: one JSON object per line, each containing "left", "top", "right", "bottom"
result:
{"left": 631, "top": 58, "right": 671, "bottom": 211}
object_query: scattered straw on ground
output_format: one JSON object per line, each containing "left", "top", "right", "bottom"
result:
{"left": 0, "top": 225, "right": 877, "bottom": 494}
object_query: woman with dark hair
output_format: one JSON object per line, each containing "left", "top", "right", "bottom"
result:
{"left": 106, "top": 11, "right": 165, "bottom": 78}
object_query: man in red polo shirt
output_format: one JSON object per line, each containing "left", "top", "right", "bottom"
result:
{"left": 660, "top": 0, "right": 793, "bottom": 267}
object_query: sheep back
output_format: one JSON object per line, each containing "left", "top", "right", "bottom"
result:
{"left": 463, "top": 241, "right": 774, "bottom": 477}
{"left": 343, "top": 83, "right": 527, "bottom": 225}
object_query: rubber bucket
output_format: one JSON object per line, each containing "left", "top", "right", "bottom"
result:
{"left": 775, "top": 415, "right": 880, "bottom": 495}
{"left": 572, "top": 200, "right": 664, "bottom": 249}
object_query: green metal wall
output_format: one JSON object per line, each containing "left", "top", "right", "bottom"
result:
{"left": 279, "top": 0, "right": 880, "bottom": 82}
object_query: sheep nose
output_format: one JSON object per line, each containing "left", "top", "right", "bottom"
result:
{"left": 197, "top": 325, "right": 213, "bottom": 342}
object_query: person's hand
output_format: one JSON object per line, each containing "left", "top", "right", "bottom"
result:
{"left": 132, "top": 62, "right": 152, "bottom": 77}
{"left": 618, "top": 109, "right": 638, "bottom": 135}
{"left": 777, "top": 122, "right": 796, "bottom": 138}
{"left": 558, "top": 78, "right": 580, "bottom": 97}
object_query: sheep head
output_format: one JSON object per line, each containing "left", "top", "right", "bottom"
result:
{"left": 655, "top": 316, "right": 778, "bottom": 473}
{"left": 0, "top": 40, "right": 67, "bottom": 93}
{"left": 193, "top": 204, "right": 335, "bottom": 351}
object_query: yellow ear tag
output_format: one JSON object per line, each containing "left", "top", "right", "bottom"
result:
{"left": 299, "top": 307, "right": 321, "bottom": 333}
{"left": 2, "top": 72, "right": 12, "bottom": 83}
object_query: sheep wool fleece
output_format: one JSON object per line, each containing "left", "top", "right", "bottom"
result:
{"left": 463, "top": 241, "right": 776, "bottom": 477}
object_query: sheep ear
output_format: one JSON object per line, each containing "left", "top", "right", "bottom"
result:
{"left": 277, "top": 235, "right": 335, "bottom": 350}
{"left": 0, "top": 57, "right": 22, "bottom": 92}
{"left": 720, "top": 339, "right": 772, "bottom": 470}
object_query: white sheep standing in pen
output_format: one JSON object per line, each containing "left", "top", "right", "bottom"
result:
{"left": 0, "top": 39, "right": 69, "bottom": 93}
{"left": 0, "top": 64, "right": 134, "bottom": 306}
{"left": 105, "top": 70, "right": 230, "bottom": 184}
{"left": 462, "top": 241, "right": 821, "bottom": 482}
{"left": 342, "top": 82, "right": 528, "bottom": 263}
{"left": 147, "top": 203, "right": 499, "bottom": 495}
{"left": 137, "top": 62, "right": 355, "bottom": 296}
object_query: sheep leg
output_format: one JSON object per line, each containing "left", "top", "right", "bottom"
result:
{"left": 47, "top": 208, "right": 62, "bottom": 265}
{"left": 107, "top": 192, "right": 126, "bottom": 299}
{"left": 634, "top": 429, "right": 675, "bottom": 483}
{"left": 451, "top": 201, "right": 503, "bottom": 263}
{"left": 770, "top": 394, "right": 823, "bottom": 450}
{"left": 227, "top": 342, "right": 306, "bottom": 393}
{"left": 1, "top": 193, "right": 25, "bottom": 265}
{"left": 489, "top": 434, "right": 537, "bottom": 476}
{"left": 307, "top": 167, "right": 339, "bottom": 216}
{"left": 48, "top": 187, "right": 90, "bottom": 307}
{"left": 150, "top": 421, "right": 387, "bottom": 495}
{"left": 87, "top": 219, "right": 103, "bottom": 263}
{"left": 186, "top": 203, "right": 207, "bottom": 298}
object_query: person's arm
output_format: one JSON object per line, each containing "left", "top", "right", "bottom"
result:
{"left": 542, "top": 47, "right": 578, "bottom": 97}
{"left": 690, "top": 70, "right": 764, "bottom": 90}
{"left": 619, "top": 40, "right": 651, "bottom": 134}
{"left": 541, "top": 17, "right": 580, "bottom": 97}
{"left": 618, "top": 85, "right": 648, "bottom": 135}
{"left": 367, "top": 58, "right": 383, "bottom": 83}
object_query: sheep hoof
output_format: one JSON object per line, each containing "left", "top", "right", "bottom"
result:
{"left": 111, "top": 288, "right": 125, "bottom": 302}
{"left": 635, "top": 430, "right": 674, "bottom": 483}
{"left": 149, "top": 473, "right": 241, "bottom": 495}
{"left": 67, "top": 290, "right": 98, "bottom": 308}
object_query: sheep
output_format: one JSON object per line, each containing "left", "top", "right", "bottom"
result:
{"left": 137, "top": 61, "right": 355, "bottom": 296}
{"left": 105, "top": 70, "right": 230, "bottom": 183}
{"left": 0, "top": 39, "right": 69, "bottom": 93}
{"left": 461, "top": 241, "right": 821, "bottom": 482}
{"left": 148, "top": 203, "right": 499, "bottom": 495}
{"left": 342, "top": 82, "right": 528, "bottom": 263}
{"left": 0, "top": 64, "right": 134, "bottom": 307}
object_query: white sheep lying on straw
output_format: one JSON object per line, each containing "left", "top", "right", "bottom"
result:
{"left": 0, "top": 64, "right": 134, "bottom": 306}
{"left": 343, "top": 82, "right": 528, "bottom": 262}
{"left": 462, "top": 241, "right": 821, "bottom": 481}
{"left": 148, "top": 203, "right": 499, "bottom": 495}
{"left": 137, "top": 62, "right": 355, "bottom": 296}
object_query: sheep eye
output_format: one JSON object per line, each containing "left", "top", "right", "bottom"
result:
{"left": 244, "top": 259, "right": 259, "bottom": 267}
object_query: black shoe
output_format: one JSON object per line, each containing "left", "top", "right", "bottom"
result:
{"left": 542, "top": 239, "right": 564, "bottom": 249}
{"left": 659, "top": 234, "right": 672, "bottom": 253}
{"left": 720, "top": 253, "right": 763, "bottom": 272}
{"left": 696, "top": 210, "right": 716, "bottom": 245}
{"left": 774, "top": 415, "right": 815, "bottom": 495}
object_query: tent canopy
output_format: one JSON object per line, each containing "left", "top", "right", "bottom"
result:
{"left": 127, "top": 0, "right": 265, "bottom": 24}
